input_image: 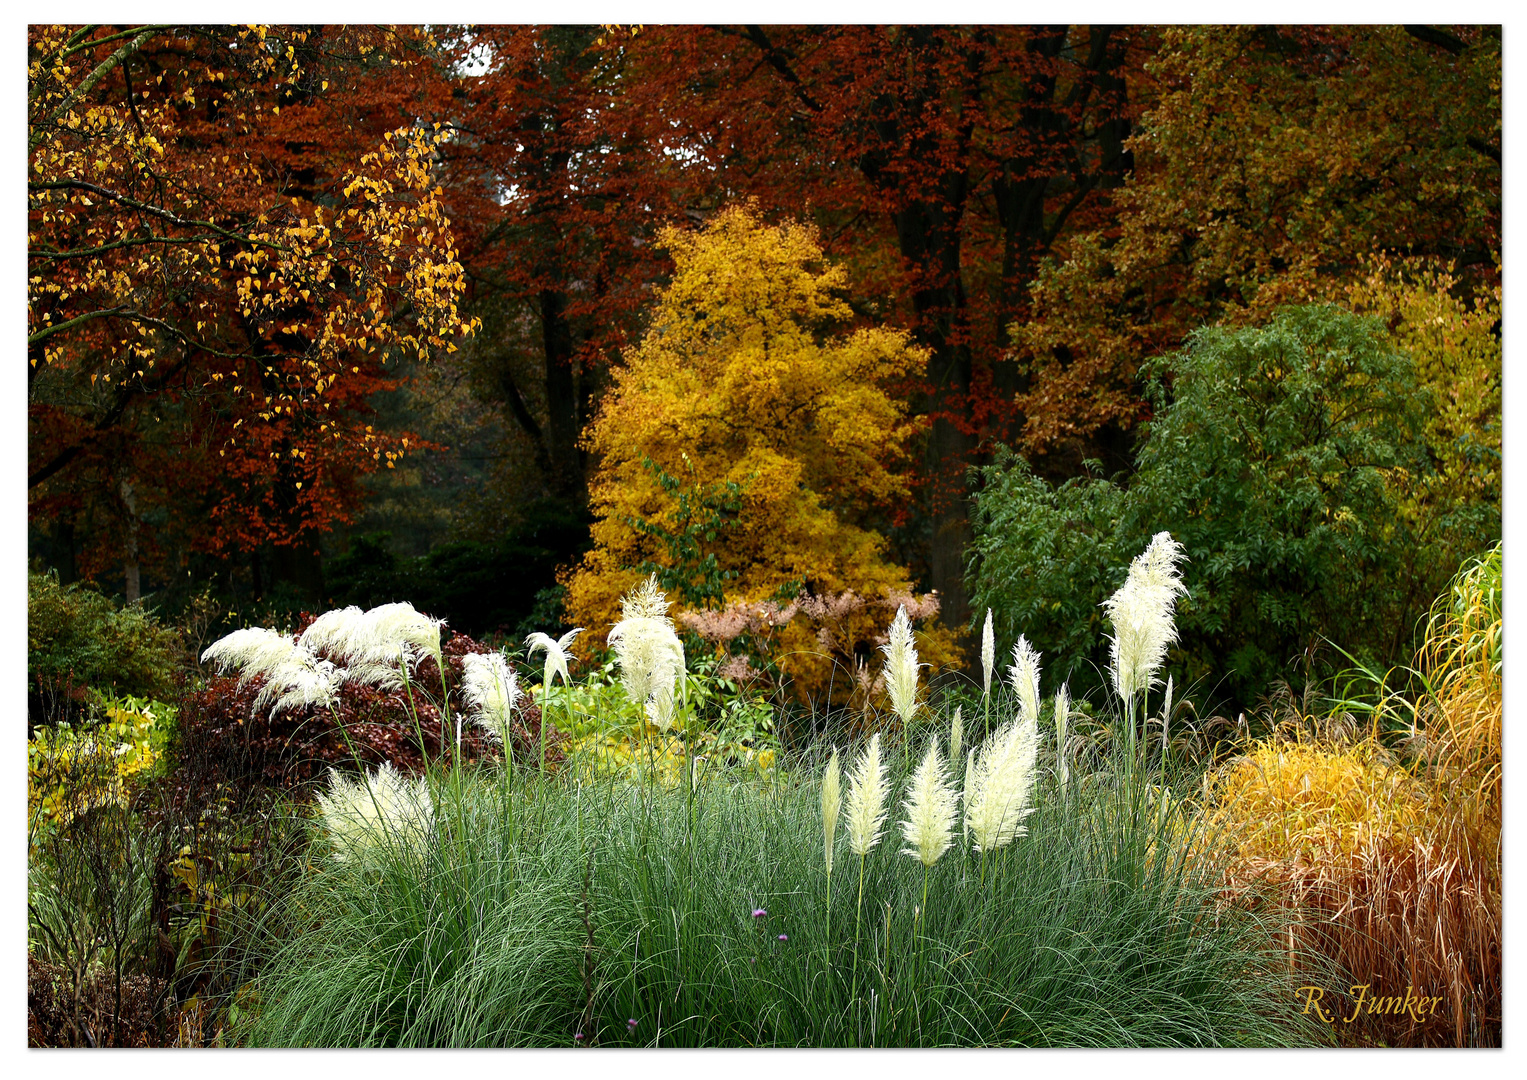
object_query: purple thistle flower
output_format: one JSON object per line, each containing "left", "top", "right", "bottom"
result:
{"left": 627, "top": 1018, "right": 639, "bottom": 1029}
{"left": 752, "top": 908, "right": 767, "bottom": 918}
{"left": 574, "top": 1032, "right": 584, "bottom": 1042}
{"left": 778, "top": 933, "right": 789, "bottom": 942}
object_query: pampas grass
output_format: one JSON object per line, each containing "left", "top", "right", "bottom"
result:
{"left": 899, "top": 738, "right": 957, "bottom": 869}
{"left": 881, "top": 605, "right": 921, "bottom": 728}
{"left": 315, "top": 762, "right": 434, "bottom": 863}
{"left": 965, "top": 716, "right": 1039, "bottom": 855}
{"left": 460, "top": 652, "right": 519, "bottom": 745}
{"left": 609, "top": 576, "right": 686, "bottom": 734}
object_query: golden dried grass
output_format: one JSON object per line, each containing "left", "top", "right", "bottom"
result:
{"left": 1200, "top": 546, "right": 1501, "bottom": 1046}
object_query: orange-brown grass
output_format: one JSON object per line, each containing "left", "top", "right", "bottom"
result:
{"left": 1199, "top": 546, "right": 1501, "bottom": 1046}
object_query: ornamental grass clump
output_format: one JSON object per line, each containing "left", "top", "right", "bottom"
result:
{"left": 880, "top": 604, "right": 921, "bottom": 728}
{"left": 315, "top": 762, "right": 434, "bottom": 863}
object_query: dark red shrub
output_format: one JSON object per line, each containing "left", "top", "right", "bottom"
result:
{"left": 167, "top": 619, "right": 567, "bottom": 800}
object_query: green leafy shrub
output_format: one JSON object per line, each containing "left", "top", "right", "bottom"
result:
{"left": 28, "top": 571, "right": 185, "bottom": 730}
{"left": 970, "top": 304, "right": 1492, "bottom": 716}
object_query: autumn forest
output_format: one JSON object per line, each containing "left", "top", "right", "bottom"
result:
{"left": 27, "top": 25, "right": 1501, "bottom": 1048}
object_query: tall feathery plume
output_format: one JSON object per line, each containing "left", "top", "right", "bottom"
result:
{"left": 302, "top": 602, "right": 445, "bottom": 689}
{"left": 965, "top": 717, "right": 1040, "bottom": 853}
{"left": 881, "top": 605, "right": 921, "bottom": 727}
{"left": 821, "top": 746, "right": 841, "bottom": 876}
{"left": 962, "top": 747, "right": 976, "bottom": 844}
{"left": 1054, "top": 683, "right": 1071, "bottom": 793}
{"left": 980, "top": 609, "right": 995, "bottom": 699}
{"left": 526, "top": 627, "right": 583, "bottom": 772}
{"left": 609, "top": 575, "right": 686, "bottom": 733}
{"left": 844, "top": 733, "right": 889, "bottom": 856}
{"left": 1102, "top": 532, "right": 1188, "bottom": 704}
{"left": 202, "top": 627, "right": 303, "bottom": 687}
{"left": 525, "top": 627, "right": 583, "bottom": 691}
{"left": 846, "top": 733, "right": 888, "bottom": 999}
{"left": 461, "top": 651, "right": 520, "bottom": 745}
{"left": 900, "top": 738, "right": 958, "bottom": 868}
{"left": 203, "top": 628, "right": 344, "bottom": 716}
{"left": 298, "top": 606, "right": 367, "bottom": 659}
{"left": 362, "top": 602, "right": 446, "bottom": 673}
{"left": 950, "top": 705, "right": 964, "bottom": 764}
{"left": 316, "top": 762, "right": 434, "bottom": 862}
{"left": 1007, "top": 635, "right": 1043, "bottom": 726}
{"left": 256, "top": 647, "right": 346, "bottom": 717}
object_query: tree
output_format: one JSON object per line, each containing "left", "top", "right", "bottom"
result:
{"left": 606, "top": 26, "right": 1148, "bottom": 628}
{"left": 430, "top": 26, "right": 688, "bottom": 510}
{"left": 1010, "top": 25, "right": 1501, "bottom": 465}
{"left": 28, "top": 25, "right": 476, "bottom": 598}
{"left": 563, "top": 205, "right": 961, "bottom": 699}
{"left": 970, "top": 305, "right": 1464, "bottom": 716}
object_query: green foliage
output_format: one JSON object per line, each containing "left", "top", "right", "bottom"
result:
{"left": 971, "top": 304, "right": 1485, "bottom": 716}
{"left": 27, "top": 571, "right": 184, "bottom": 726}
{"left": 966, "top": 452, "right": 1126, "bottom": 699}
{"left": 627, "top": 455, "right": 745, "bottom": 611}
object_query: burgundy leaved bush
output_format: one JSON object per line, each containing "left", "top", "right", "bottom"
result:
{"left": 170, "top": 618, "right": 566, "bottom": 798}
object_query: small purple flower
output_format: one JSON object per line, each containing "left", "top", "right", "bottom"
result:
{"left": 752, "top": 908, "right": 767, "bottom": 918}
{"left": 627, "top": 1018, "right": 639, "bottom": 1030}
{"left": 574, "top": 1032, "right": 584, "bottom": 1042}
{"left": 777, "top": 934, "right": 789, "bottom": 942}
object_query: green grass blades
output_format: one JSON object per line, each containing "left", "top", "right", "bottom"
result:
{"left": 243, "top": 756, "right": 1327, "bottom": 1047}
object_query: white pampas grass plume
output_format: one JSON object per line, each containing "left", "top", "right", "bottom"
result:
{"left": 525, "top": 627, "right": 583, "bottom": 689}
{"left": 981, "top": 608, "right": 995, "bottom": 698}
{"left": 965, "top": 715, "right": 1040, "bottom": 853}
{"left": 316, "top": 762, "right": 434, "bottom": 862}
{"left": 297, "top": 605, "right": 367, "bottom": 658}
{"left": 844, "top": 733, "right": 889, "bottom": 856}
{"left": 203, "top": 628, "right": 343, "bottom": 715}
{"left": 881, "top": 605, "right": 921, "bottom": 726}
{"left": 256, "top": 649, "right": 345, "bottom": 717}
{"left": 1007, "top": 635, "right": 1042, "bottom": 726}
{"left": 1054, "top": 683, "right": 1071, "bottom": 792}
{"left": 950, "top": 705, "right": 964, "bottom": 764}
{"left": 1102, "top": 532, "right": 1187, "bottom": 703}
{"left": 609, "top": 575, "right": 686, "bottom": 732}
{"left": 299, "top": 602, "right": 445, "bottom": 688}
{"left": 362, "top": 601, "right": 446, "bottom": 670}
{"left": 900, "top": 738, "right": 958, "bottom": 868}
{"left": 461, "top": 651, "right": 520, "bottom": 743}
{"left": 821, "top": 746, "right": 842, "bottom": 875}
{"left": 962, "top": 747, "right": 975, "bottom": 843}
{"left": 202, "top": 627, "right": 301, "bottom": 685}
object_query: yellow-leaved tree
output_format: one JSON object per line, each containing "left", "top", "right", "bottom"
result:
{"left": 564, "top": 204, "right": 962, "bottom": 709}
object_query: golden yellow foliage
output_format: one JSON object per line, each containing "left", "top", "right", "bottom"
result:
{"left": 1347, "top": 256, "right": 1501, "bottom": 516}
{"left": 564, "top": 204, "right": 963, "bottom": 699}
